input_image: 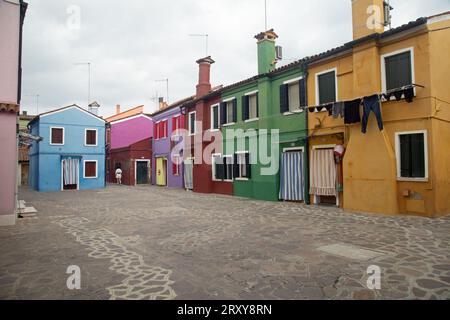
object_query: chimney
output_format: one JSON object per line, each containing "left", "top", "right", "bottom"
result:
{"left": 196, "top": 56, "right": 215, "bottom": 98}
{"left": 158, "top": 97, "right": 168, "bottom": 111}
{"left": 116, "top": 104, "right": 121, "bottom": 114}
{"left": 255, "top": 29, "right": 278, "bottom": 75}
{"left": 351, "top": 0, "right": 386, "bottom": 40}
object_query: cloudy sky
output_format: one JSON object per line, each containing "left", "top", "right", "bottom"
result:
{"left": 20, "top": 0, "right": 449, "bottom": 117}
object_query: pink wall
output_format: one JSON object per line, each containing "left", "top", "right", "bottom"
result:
{"left": 0, "top": 0, "right": 20, "bottom": 103}
{"left": 110, "top": 115, "right": 153, "bottom": 149}
{"left": 0, "top": 114, "right": 18, "bottom": 222}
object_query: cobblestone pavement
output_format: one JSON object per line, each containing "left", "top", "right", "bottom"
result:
{"left": 0, "top": 185, "right": 449, "bottom": 300}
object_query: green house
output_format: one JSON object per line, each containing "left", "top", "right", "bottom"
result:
{"left": 218, "top": 29, "right": 309, "bottom": 202}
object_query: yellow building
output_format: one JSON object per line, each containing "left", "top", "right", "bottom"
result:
{"left": 306, "top": 0, "right": 450, "bottom": 217}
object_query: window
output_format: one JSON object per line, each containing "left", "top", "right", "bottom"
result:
{"left": 383, "top": 49, "right": 413, "bottom": 92}
{"left": 220, "top": 99, "right": 237, "bottom": 125}
{"left": 316, "top": 69, "right": 337, "bottom": 105}
{"left": 280, "top": 77, "right": 307, "bottom": 114}
{"left": 243, "top": 92, "right": 259, "bottom": 121}
{"left": 211, "top": 104, "right": 220, "bottom": 130}
{"left": 234, "top": 152, "right": 251, "bottom": 179}
{"left": 50, "top": 127, "right": 64, "bottom": 145}
{"left": 84, "top": 161, "right": 97, "bottom": 179}
{"left": 85, "top": 129, "right": 97, "bottom": 146}
{"left": 172, "top": 116, "right": 181, "bottom": 134}
{"left": 212, "top": 155, "right": 234, "bottom": 181}
{"left": 172, "top": 154, "right": 180, "bottom": 176}
{"left": 189, "top": 111, "right": 196, "bottom": 135}
{"left": 155, "top": 120, "right": 168, "bottom": 140}
{"left": 396, "top": 131, "right": 428, "bottom": 180}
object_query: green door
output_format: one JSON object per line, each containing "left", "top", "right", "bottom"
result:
{"left": 136, "top": 161, "right": 149, "bottom": 184}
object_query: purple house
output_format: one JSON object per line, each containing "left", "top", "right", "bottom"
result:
{"left": 152, "top": 97, "right": 194, "bottom": 188}
{"left": 106, "top": 113, "right": 153, "bottom": 185}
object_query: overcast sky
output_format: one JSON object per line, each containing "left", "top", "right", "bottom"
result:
{"left": 20, "top": 0, "right": 449, "bottom": 117}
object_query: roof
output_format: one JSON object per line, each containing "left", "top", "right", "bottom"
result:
{"left": 218, "top": 12, "right": 442, "bottom": 93}
{"left": 28, "top": 104, "right": 106, "bottom": 126}
{"left": 105, "top": 105, "right": 144, "bottom": 122}
{"left": 150, "top": 94, "right": 196, "bottom": 118}
{"left": 109, "top": 113, "right": 153, "bottom": 125}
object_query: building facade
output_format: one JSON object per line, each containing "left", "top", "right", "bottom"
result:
{"left": 181, "top": 57, "right": 233, "bottom": 195}
{"left": 29, "top": 105, "right": 106, "bottom": 192}
{"left": 0, "top": 0, "right": 27, "bottom": 226}
{"left": 304, "top": 0, "right": 450, "bottom": 216}
{"left": 221, "top": 30, "right": 308, "bottom": 202}
{"left": 151, "top": 97, "right": 194, "bottom": 188}
{"left": 106, "top": 113, "right": 153, "bottom": 185}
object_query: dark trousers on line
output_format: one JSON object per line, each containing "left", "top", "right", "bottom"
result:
{"left": 362, "top": 94, "right": 383, "bottom": 133}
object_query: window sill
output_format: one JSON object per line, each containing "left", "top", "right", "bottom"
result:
{"left": 244, "top": 118, "right": 259, "bottom": 123}
{"left": 84, "top": 177, "right": 98, "bottom": 179}
{"left": 222, "top": 123, "right": 236, "bottom": 127}
{"left": 235, "top": 178, "right": 249, "bottom": 181}
{"left": 397, "top": 177, "right": 428, "bottom": 183}
{"left": 212, "top": 179, "right": 234, "bottom": 183}
{"left": 210, "top": 129, "right": 220, "bottom": 132}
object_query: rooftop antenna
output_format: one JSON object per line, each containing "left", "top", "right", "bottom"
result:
{"left": 189, "top": 34, "right": 209, "bottom": 57}
{"left": 155, "top": 79, "right": 169, "bottom": 104}
{"left": 264, "top": 0, "right": 268, "bottom": 30}
{"left": 25, "top": 94, "right": 39, "bottom": 114}
{"left": 74, "top": 62, "right": 91, "bottom": 107}
{"left": 383, "top": 0, "right": 394, "bottom": 30}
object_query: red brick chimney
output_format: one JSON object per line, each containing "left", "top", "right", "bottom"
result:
{"left": 116, "top": 104, "right": 121, "bottom": 114}
{"left": 196, "top": 56, "right": 215, "bottom": 98}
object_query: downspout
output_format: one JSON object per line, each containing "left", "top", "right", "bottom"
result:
{"left": 302, "top": 65, "right": 311, "bottom": 205}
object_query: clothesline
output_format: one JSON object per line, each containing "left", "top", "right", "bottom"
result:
{"left": 301, "top": 83, "right": 425, "bottom": 112}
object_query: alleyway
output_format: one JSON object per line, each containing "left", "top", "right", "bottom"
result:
{"left": 0, "top": 185, "right": 449, "bottom": 300}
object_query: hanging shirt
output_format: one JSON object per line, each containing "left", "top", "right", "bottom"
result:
{"left": 344, "top": 99, "right": 362, "bottom": 124}
{"left": 361, "top": 94, "right": 383, "bottom": 134}
{"left": 332, "top": 102, "right": 345, "bottom": 119}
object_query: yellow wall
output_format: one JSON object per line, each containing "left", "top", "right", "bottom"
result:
{"left": 307, "top": 17, "right": 450, "bottom": 217}
{"left": 351, "top": 0, "right": 385, "bottom": 40}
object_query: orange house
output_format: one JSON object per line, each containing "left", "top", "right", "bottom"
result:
{"left": 305, "top": 1, "right": 450, "bottom": 217}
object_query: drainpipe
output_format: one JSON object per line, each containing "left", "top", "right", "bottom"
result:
{"left": 302, "top": 65, "right": 311, "bottom": 205}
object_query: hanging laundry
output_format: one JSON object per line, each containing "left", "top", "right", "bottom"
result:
{"left": 344, "top": 98, "right": 361, "bottom": 124}
{"left": 404, "top": 87, "right": 414, "bottom": 103}
{"left": 325, "top": 104, "right": 333, "bottom": 116}
{"left": 394, "top": 90, "right": 404, "bottom": 101}
{"left": 361, "top": 94, "right": 383, "bottom": 134}
{"left": 308, "top": 106, "right": 316, "bottom": 113}
{"left": 332, "top": 102, "right": 345, "bottom": 119}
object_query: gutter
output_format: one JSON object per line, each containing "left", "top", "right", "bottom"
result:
{"left": 301, "top": 64, "right": 311, "bottom": 205}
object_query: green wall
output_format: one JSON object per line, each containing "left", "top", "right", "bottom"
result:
{"left": 222, "top": 67, "right": 308, "bottom": 202}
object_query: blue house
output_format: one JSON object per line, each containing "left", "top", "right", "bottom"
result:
{"left": 28, "top": 104, "right": 106, "bottom": 192}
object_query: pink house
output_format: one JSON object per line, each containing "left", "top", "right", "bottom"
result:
{"left": 0, "top": 0, "right": 27, "bottom": 226}
{"left": 106, "top": 113, "right": 154, "bottom": 185}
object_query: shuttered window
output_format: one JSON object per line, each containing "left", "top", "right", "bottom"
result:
{"left": 234, "top": 152, "right": 251, "bottom": 179}
{"left": 317, "top": 71, "right": 336, "bottom": 104}
{"left": 243, "top": 93, "right": 259, "bottom": 121}
{"left": 85, "top": 129, "right": 97, "bottom": 146}
{"left": 220, "top": 99, "right": 237, "bottom": 125}
{"left": 211, "top": 104, "right": 220, "bottom": 130}
{"left": 84, "top": 161, "right": 97, "bottom": 178}
{"left": 172, "top": 154, "right": 180, "bottom": 175}
{"left": 399, "top": 133, "right": 426, "bottom": 178}
{"left": 385, "top": 51, "right": 412, "bottom": 91}
{"left": 51, "top": 128, "right": 64, "bottom": 145}
{"left": 189, "top": 112, "right": 196, "bottom": 135}
{"left": 280, "top": 78, "right": 306, "bottom": 114}
{"left": 288, "top": 82, "right": 300, "bottom": 112}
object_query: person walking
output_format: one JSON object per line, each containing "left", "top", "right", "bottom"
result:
{"left": 115, "top": 165, "right": 123, "bottom": 185}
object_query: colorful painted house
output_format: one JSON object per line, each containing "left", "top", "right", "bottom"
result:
{"left": 303, "top": 1, "right": 450, "bottom": 216}
{"left": 106, "top": 113, "right": 153, "bottom": 185}
{"left": 28, "top": 105, "right": 106, "bottom": 192}
{"left": 151, "top": 97, "right": 194, "bottom": 188}
{"left": 221, "top": 29, "right": 309, "bottom": 202}
{"left": 181, "top": 57, "right": 232, "bottom": 195}
{"left": 18, "top": 111, "right": 35, "bottom": 187}
{"left": 0, "top": 0, "right": 27, "bottom": 226}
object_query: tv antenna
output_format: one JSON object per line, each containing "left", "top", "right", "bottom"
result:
{"left": 264, "top": 0, "right": 268, "bottom": 30}
{"left": 189, "top": 34, "right": 209, "bottom": 57}
{"left": 25, "top": 94, "right": 40, "bottom": 114}
{"left": 155, "top": 79, "right": 169, "bottom": 104}
{"left": 74, "top": 62, "right": 91, "bottom": 106}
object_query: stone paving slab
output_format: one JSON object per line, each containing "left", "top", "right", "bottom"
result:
{"left": 0, "top": 185, "right": 449, "bottom": 300}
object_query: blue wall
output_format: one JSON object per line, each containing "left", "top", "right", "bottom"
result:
{"left": 29, "top": 106, "right": 106, "bottom": 192}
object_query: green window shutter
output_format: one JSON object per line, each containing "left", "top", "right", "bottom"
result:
{"left": 400, "top": 133, "right": 425, "bottom": 178}
{"left": 242, "top": 95, "right": 249, "bottom": 121}
{"left": 299, "top": 78, "right": 307, "bottom": 107}
{"left": 385, "top": 51, "right": 412, "bottom": 91}
{"left": 232, "top": 99, "right": 238, "bottom": 123}
{"left": 220, "top": 102, "right": 227, "bottom": 125}
{"left": 213, "top": 106, "right": 219, "bottom": 129}
{"left": 280, "top": 84, "right": 289, "bottom": 113}
{"left": 318, "top": 71, "right": 336, "bottom": 104}
{"left": 233, "top": 153, "right": 239, "bottom": 178}
{"left": 245, "top": 153, "right": 251, "bottom": 179}
{"left": 256, "top": 93, "right": 259, "bottom": 118}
